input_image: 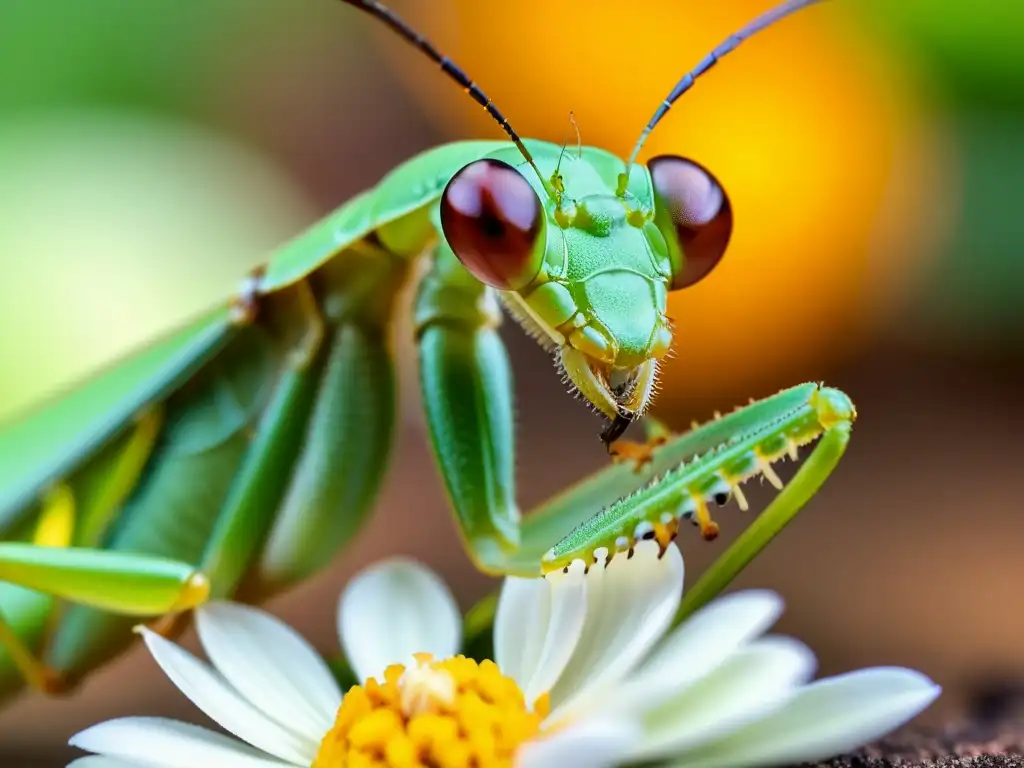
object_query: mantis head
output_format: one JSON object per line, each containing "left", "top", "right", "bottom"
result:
{"left": 438, "top": 149, "right": 732, "bottom": 444}
{"left": 344, "top": 0, "right": 827, "bottom": 442}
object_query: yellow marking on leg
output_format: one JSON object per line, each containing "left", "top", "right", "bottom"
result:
{"left": 730, "top": 482, "right": 749, "bottom": 512}
{"left": 654, "top": 520, "right": 679, "bottom": 556}
{"left": 35, "top": 484, "right": 75, "bottom": 548}
{"left": 755, "top": 449, "right": 785, "bottom": 490}
{"left": 172, "top": 572, "right": 210, "bottom": 612}
{"left": 761, "top": 462, "right": 784, "bottom": 490}
{"left": 142, "top": 571, "right": 211, "bottom": 638}
{"left": 691, "top": 494, "right": 720, "bottom": 541}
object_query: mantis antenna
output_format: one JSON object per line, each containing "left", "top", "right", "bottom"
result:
{"left": 338, "top": 0, "right": 550, "bottom": 191}
{"left": 556, "top": 112, "right": 582, "bottom": 165}
{"left": 618, "top": 0, "right": 830, "bottom": 196}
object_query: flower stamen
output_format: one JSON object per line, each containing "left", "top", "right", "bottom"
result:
{"left": 313, "top": 653, "right": 546, "bottom": 768}
{"left": 400, "top": 653, "right": 456, "bottom": 717}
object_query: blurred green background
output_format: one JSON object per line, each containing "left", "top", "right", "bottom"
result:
{"left": 0, "top": 1, "right": 1022, "bottom": 764}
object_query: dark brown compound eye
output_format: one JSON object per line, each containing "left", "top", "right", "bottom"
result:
{"left": 440, "top": 159, "right": 544, "bottom": 291}
{"left": 648, "top": 155, "right": 733, "bottom": 290}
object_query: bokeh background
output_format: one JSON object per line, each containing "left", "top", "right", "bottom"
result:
{"left": 1, "top": 0, "right": 1022, "bottom": 764}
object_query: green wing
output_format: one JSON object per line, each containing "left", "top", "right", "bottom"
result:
{"left": 0, "top": 140, "right": 508, "bottom": 529}
{"left": 0, "top": 306, "right": 235, "bottom": 528}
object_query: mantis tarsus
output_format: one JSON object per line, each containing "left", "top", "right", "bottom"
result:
{"left": 0, "top": 0, "right": 853, "bottom": 703}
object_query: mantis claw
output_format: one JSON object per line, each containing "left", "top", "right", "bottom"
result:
{"left": 600, "top": 412, "right": 633, "bottom": 447}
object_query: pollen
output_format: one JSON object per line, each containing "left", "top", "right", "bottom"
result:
{"left": 312, "top": 653, "right": 549, "bottom": 768}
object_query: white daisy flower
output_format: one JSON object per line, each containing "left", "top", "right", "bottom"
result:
{"left": 67, "top": 541, "right": 939, "bottom": 768}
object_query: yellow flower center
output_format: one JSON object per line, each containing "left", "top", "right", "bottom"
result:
{"left": 313, "top": 653, "right": 550, "bottom": 768}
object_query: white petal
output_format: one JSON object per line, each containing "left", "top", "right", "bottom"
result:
{"left": 674, "top": 667, "right": 941, "bottom": 768}
{"left": 630, "top": 636, "right": 816, "bottom": 760}
{"left": 494, "top": 573, "right": 550, "bottom": 687}
{"left": 195, "top": 602, "right": 341, "bottom": 743}
{"left": 338, "top": 557, "right": 461, "bottom": 682}
{"left": 598, "top": 590, "right": 786, "bottom": 719}
{"left": 138, "top": 628, "right": 316, "bottom": 763}
{"left": 68, "top": 758, "right": 153, "bottom": 768}
{"left": 69, "top": 717, "right": 293, "bottom": 768}
{"left": 548, "top": 541, "right": 683, "bottom": 719}
{"left": 515, "top": 717, "right": 642, "bottom": 768}
{"left": 519, "top": 562, "right": 588, "bottom": 703}
{"left": 640, "top": 590, "right": 784, "bottom": 682}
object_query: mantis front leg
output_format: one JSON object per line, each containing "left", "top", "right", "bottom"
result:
{"left": 458, "top": 384, "right": 855, "bottom": 657}
{"left": 413, "top": 231, "right": 857, "bottom": 596}
{"left": 414, "top": 240, "right": 521, "bottom": 573}
{"left": 523, "top": 383, "right": 855, "bottom": 606}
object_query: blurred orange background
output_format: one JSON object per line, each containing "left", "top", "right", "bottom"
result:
{"left": 0, "top": 1, "right": 1022, "bottom": 764}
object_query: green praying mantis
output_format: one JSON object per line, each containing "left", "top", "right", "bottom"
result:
{"left": 0, "top": 0, "right": 855, "bottom": 705}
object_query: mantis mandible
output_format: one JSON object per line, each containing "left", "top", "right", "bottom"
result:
{"left": 0, "top": 0, "right": 854, "bottom": 704}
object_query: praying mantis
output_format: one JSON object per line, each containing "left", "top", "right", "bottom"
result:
{"left": 0, "top": 0, "right": 854, "bottom": 705}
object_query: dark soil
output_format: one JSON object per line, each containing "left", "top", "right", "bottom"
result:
{"left": 810, "top": 685, "right": 1024, "bottom": 768}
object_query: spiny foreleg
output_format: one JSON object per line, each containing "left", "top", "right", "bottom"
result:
{"left": 539, "top": 385, "right": 854, "bottom": 577}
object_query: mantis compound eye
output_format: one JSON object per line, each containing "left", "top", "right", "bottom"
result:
{"left": 648, "top": 155, "right": 733, "bottom": 290}
{"left": 440, "top": 159, "right": 544, "bottom": 291}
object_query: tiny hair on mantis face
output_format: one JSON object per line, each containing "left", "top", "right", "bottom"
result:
{"left": 0, "top": 0, "right": 852, "bottom": 703}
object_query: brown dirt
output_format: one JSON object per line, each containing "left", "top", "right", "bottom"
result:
{"left": 810, "top": 685, "right": 1024, "bottom": 768}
